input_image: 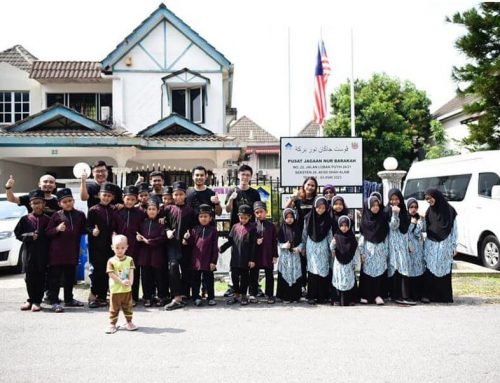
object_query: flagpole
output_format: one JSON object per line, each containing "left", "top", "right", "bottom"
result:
{"left": 319, "top": 30, "right": 324, "bottom": 138}
{"left": 288, "top": 27, "right": 292, "bottom": 137}
{"left": 350, "top": 28, "right": 356, "bottom": 137}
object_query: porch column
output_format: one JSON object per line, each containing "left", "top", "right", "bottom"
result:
{"left": 112, "top": 167, "right": 132, "bottom": 189}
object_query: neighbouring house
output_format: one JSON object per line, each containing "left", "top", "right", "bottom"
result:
{"left": 0, "top": 4, "right": 243, "bottom": 191}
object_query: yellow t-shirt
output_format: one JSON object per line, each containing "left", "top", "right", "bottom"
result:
{"left": 106, "top": 255, "right": 135, "bottom": 294}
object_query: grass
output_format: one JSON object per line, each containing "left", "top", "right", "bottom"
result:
{"left": 452, "top": 276, "right": 500, "bottom": 298}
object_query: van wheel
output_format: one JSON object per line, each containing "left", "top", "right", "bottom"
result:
{"left": 480, "top": 235, "right": 500, "bottom": 270}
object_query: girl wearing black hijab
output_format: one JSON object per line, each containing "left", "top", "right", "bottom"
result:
{"left": 358, "top": 195, "right": 389, "bottom": 305}
{"left": 331, "top": 215, "right": 358, "bottom": 306}
{"left": 423, "top": 188, "right": 458, "bottom": 303}
{"left": 276, "top": 208, "right": 303, "bottom": 303}
{"left": 298, "top": 196, "right": 333, "bottom": 304}
{"left": 330, "top": 195, "right": 351, "bottom": 235}
{"left": 386, "top": 188, "right": 415, "bottom": 305}
{"left": 407, "top": 198, "right": 426, "bottom": 301}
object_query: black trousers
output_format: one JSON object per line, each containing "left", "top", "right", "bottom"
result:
{"left": 300, "top": 256, "right": 308, "bottom": 288}
{"left": 359, "top": 270, "right": 386, "bottom": 303}
{"left": 392, "top": 271, "right": 411, "bottom": 301}
{"left": 89, "top": 258, "right": 108, "bottom": 301}
{"left": 142, "top": 266, "right": 167, "bottom": 300}
{"left": 249, "top": 268, "right": 274, "bottom": 297}
{"left": 132, "top": 265, "right": 141, "bottom": 302}
{"left": 25, "top": 269, "right": 46, "bottom": 305}
{"left": 48, "top": 265, "right": 76, "bottom": 304}
{"left": 306, "top": 272, "right": 330, "bottom": 302}
{"left": 192, "top": 270, "right": 215, "bottom": 300}
{"left": 231, "top": 267, "right": 250, "bottom": 296}
{"left": 169, "top": 259, "right": 190, "bottom": 298}
{"left": 424, "top": 269, "right": 453, "bottom": 303}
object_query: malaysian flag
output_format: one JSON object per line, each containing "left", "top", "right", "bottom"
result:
{"left": 313, "top": 40, "right": 331, "bottom": 126}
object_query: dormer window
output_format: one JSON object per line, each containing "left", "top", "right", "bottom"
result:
{"left": 171, "top": 87, "right": 203, "bottom": 124}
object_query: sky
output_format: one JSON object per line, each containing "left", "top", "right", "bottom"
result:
{"left": 1, "top": 0, "right": 478, "bottom": 137}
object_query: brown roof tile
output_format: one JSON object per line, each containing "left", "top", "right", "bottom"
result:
{"left": 144, "top": 134, "right": 235, "bottom": 142}
{"left": 0, "top": 129, "right": 129, "bottom": 137}
{"left": 0, "top": 45, "right": 38, "bottom": 72}
{"left": 433, "top": 94, "right": 479, "bottom": 118}
{"left": 30, "top": 61, "right": 102, "bottom": 79}
{"left": 228, "top": 116, "right": 278, "bottom": 144}
{"left": 298, "top": 121, "right": 320, "bottom": 137}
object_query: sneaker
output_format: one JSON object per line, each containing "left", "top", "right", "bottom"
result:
{"left": 124, "top": 322, "right": 138, "bottom": 331}
{"left": 226, "top": 297, "right": 238, "bottom": 305}
{"left": 223, "top": 288, "right": 234, "bottom": 298}
{"left": 31, "top": 304, "right": 42, "bottom": 312}
{"left": 307, "top": 299, "right": 317, "bottom": 305}
{"left": 359, "top": 298, "right": 368, "bottom": 304}
{"left": 194, "top": 299, "right": 203, "bottom": 307}
{"left": 248, "top": 295, "right": 258, "bottom": 304}
{"left": 88, "top": 300, "right": 100, "bottom": 309}
{"left": 208, "top": 299, "right": 217, "bottom": 306}
{"left": 164, "top": 300, "right": 184, "bottom": 311}
{"left": 421, "top": 297, "right": 430, "bottom": 304}
{"left": 143, "top": 299, "right": 152, "bottom": 307}
{"left": 267, "top": 297, "right": 276, "bottom": 304}
{"left": 64, "top": 299, "right": 84, "bottom": 307}
{"left": 240, "top": 298, "right": 249, "bottom": 306}
{"left": 52, "top": 304, "right": 64, "bottom": 313}
{"left": 20, "top": 302, "right": 32, "bottom": 311}
{"left": 375, "top": 296, "right": 385, "bottom": 305}
{"left": 98, "top": 299, "right": 108, "bottom": 307}
{"left": 403, "top": 299, "right": 417, "bottom": 306}
{"left": 105, "top": 325, "right": 118, "bottom": 334}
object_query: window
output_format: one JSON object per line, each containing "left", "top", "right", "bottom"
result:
{"left": 478, "top": 172, "right": 500, "bottom": 198}
{"left": 171, "top": 87, "right": 204, "bottom": 123}
{"left": 46, "top": 93, "right": 112, "bottom": 123}
{"left": 259, "top": 154, "right": 279, "bottom": 169}
{"left": 403, "top": 174, "right": 472, "bottom": 201}
{"left": 0, "top": 91, "right": 29, "bottom": 124}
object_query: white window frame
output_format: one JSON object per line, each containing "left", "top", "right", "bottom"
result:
{"left": 170, "top": 86, "right": 204, "bottom": 124}
{"left": 0, "top": 91, "right": 30, "bottom": 125}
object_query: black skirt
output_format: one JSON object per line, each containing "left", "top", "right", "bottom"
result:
{"left": 359, "top": 270, "right": 386, "bottom": 303}
{"left": 409, "top": 274, "right": 424, "bottom": 301}
{"left": 306, "top": 272, "right": 330, "bottom": 303}
{"left": 424, "top": 269, "right": 453, "bottom": 303}
{"left": 391, "top": 270, "right": 411, "bottom": 301}
{"left": 276, "top": 273, "right": 302, "bottom": 302}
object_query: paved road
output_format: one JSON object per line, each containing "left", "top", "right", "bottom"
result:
{"left": 1, "top": 272, "right": 499, "bottom": 383}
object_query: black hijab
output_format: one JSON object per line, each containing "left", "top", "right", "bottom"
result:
{"left": 330, "top": 195, "right": 349, "bottom": 232}
{"left": 385, "top": 188, "right": 410, "bottom": 234}
{"left": 278, "top": 208, "right": 301, "bottom": 247}
{"left": 425, "top": 188, "right": 457, "bottom": 242}
{"left": 305, "top": 196, "right": 331, "bottom": 242}
{"left": 334, "top": 215, "right": 358, "bottom": 264}
{"left": 360, "top": 196, "right": 389, "bottom": 244}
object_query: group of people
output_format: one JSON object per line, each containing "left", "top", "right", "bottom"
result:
{"left": 7, "top": 162, "right": 458, "bottom": 334}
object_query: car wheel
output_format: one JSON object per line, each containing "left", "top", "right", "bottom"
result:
{"left": 480, "top": 235, "right": 500, "bottom": 271}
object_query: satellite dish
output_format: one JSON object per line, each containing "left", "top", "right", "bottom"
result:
{"left": 73, "top": 162, "right": 91, "bottom": 179}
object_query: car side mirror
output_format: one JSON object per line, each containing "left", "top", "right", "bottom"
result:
{"left": 491, "top": 185, "right": 500, "bottom": 200}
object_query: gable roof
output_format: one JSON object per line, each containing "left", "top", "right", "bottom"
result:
{"left": 2, "top": 104, "right": 114, "bottom": 134}
{"left": 101, "top": 3, "right": 231, "bottom": 70}
{"left": 298, "top": 121, "right": 320, "bottom": 137}
{"left": 228, "top": 116, "right": 278, "bottom": 144}
{"left": 30, "top": 61, "right": 102, "bottom": 80}
{"left": 0, "top": 45, "right": 38, "bottom": 72}
{"left": 433, "top": 94, "right": 480, "bottom": 120}
{"left": 137, "top": 113, "right": 213, "bottom": 137}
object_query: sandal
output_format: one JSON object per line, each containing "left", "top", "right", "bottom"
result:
{"left": 164, "top": 300, "right": 184, "bottom": 311}
{"left": 52, "top": 304, "right": 64, "bottom": 313}
{"left": 208, "top": 299, "right": 217, "bottom": 306}
{"left": 226, "top": 297, "right": 238, "bottom": 305}
{"left": 267, "top": 297, "right": 276, "bottom": 304}
{"left": 31, "top": 304, "right": 42, "bottom": 312}
{"left": 240, "top": 298, "right": 249, "bottom": 306}
{"left": 143, "top": 299, "right": 152, "bottom": 307}
{"left": 124, "top": 322, "right": 138, "bottom": 331}
{"left": 248, "top": 296, "right": 258, "bottom": 304}
{"left": 20, "top": 302, "right": 32, "bottom": 311}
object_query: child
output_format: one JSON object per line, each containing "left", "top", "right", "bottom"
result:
{"left": 105, "top": 235, "right": 138, "bottom": 334}
{"left": 184, "top": 204, "right": 218, "bottom": 306}
{"left": 423, "top": 188, "right": 457, "bottom": 303}
{"left": 358, "top": 195, "right": 389, "bottom": 305}
{"left": 331, "top": 216, "right": 358, "bottom": 306}
{"left": 136, "top": 182, "right": 150, "bottom": 212}
{"left": 115, "top": 185, "right": 146, "bottom": 304}
{"left": 161, "top": 186, "right": 174, "bottom": 208}
{"left": 46, "top": 188, "right": 86, "bottom": 312}
{"left": 249, "top": 201, "right": 278, "bottom": 304}
{"left": 276, "top": 208, "right": 302, "bottom": 303}
{"left": 322, "top": 184, "right": 336, "bottom": 205}
{"left": 386, "top": 188, "right": 414, "bottom": 305}
{"left": 407, "top": 198, "right": 426, "bottom": 302}
{"left": 330, "top": 195, "right": 351, "bottom": 235}
{"left": 136, "top": 199, "right": 166, "bottom": 307}
{"left": 219, "top": 204, "right": 256, "bottom": 306}
{"left": 164, "top": 181, "right": 196, "bottom": 311}
{"left": 14, "top": 189, "right": 50, "bottom": 312}
{"left": 299, "top": 196, "right": 334, "bottom": 305}
{"left": 87, "top": 182, "right": 117, "bottom": 308}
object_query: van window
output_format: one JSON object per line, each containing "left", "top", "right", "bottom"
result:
{"left": 404, "top": 174, "right": 472, "bottom": 201}
{"left": 478, "top": 172, "right": 500, "bottom": 198}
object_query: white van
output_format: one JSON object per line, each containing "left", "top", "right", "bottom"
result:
{"left": 402, "top": 151, "right": 500, "bottom": 270}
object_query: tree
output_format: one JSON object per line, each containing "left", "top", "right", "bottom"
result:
{"left": 324, "top": 73, "right": 432, "bottom": 180}
{"left": 448, "top": 3, "right": 500, "bottom": 149}
{"left": 425, "top": 120, "right": 460, "bottom": 159}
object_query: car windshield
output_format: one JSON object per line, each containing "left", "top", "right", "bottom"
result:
{"left": 0, "top": 201, "right": 27, "bottom": 220}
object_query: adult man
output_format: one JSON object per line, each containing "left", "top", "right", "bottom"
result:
{"left": 148, "top": 171, "right": 165, "bottom": 207}
{"left": 80, "top": 161, "right": 123, "bottom": 209}
{"left": 186, "top": 165, "right": 222, "bottom": 217}
{"left": 5, "top": 174, "right": 59, "bottom": 216}
{"left": 225, "top": 165, "right": 261, "bottom": 226}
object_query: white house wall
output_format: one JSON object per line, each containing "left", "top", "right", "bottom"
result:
{"left": 0, "top": 62, "right": 42, "bottom": 116}
{"left": 441, "top": 114, "right": 469, "bottom": 152}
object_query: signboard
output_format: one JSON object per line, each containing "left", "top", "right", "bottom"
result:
{"left": 280, "top": 137, "right": 363, "bottom": 187}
